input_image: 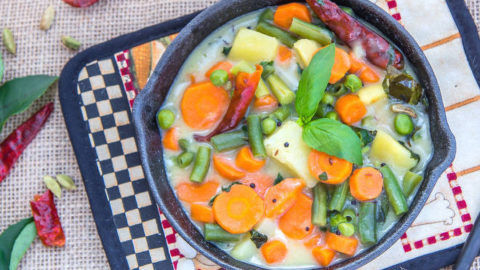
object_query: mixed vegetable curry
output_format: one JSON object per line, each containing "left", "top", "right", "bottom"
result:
{"left": 157, "top": 0, "right": 432, "bottom": 267}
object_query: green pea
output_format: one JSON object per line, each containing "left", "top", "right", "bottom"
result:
{"left": 262, "top": 117, "right": 276, "bottom": 135}
{"left": 394, "top": 113, "right": 414, "bottom": 135}
{"left": 177, "top": 152, "right": 194, "bottom": 168}
{"left": 330, "top": 213, "right": 347, "bottom": 228}
{"left": 342, "top": 208, "right": 356, "bottom": 223}
{"left": 338, "top": 222, "right": 355, "bottom": 237}
{"left": 157, "top": 109, "right": 175, "bottom": 129}
{"left": 344, "top": 74, "right": 362, "bottom": 92}
{"left": 178, "top": 139, "right": 190, "bottom": 152}
{"left": 210, "top": 69, "right": 229, "bottom": 86}
{"left": 325, "top": 111, "right": 339, "bottom": 121}
{"left": 321, "top": 93, "right": 335, "bottom": 105}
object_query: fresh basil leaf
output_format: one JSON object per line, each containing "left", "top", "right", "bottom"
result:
{"left": 9, "top": 222, "right": 37, "bottom": 270}
{"left": 303, "top": 118, "right": 363, "bottom": 165}
{"left": 0, "top": 75, "right": 58, "bottom": 132}
{"left": 295, "top": 43, "right": 335, "bottom": 125}
{"left": 221, "top": 182, "right": 242, "bottom": 192}
{"left": 0, "top": 53, "right": 4, "bottom": 82}
{"left": 0, "top": 217, "right": 33, "bottom": 269}
{"left": 250, "top": 230, "right": 268, "bottom": 248}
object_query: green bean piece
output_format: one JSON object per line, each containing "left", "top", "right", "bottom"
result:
{"left": 403, "top": 171, "right": 423, "bottom": 196}
{"left": 262, "top": 117, "right": 277, "bottom": 135}
{"left": 255, "top": 79, "right": 271, "bottom": 98}
{"left": 312, "top": 183, "right": 328, "bottom": 227}
{"left": 247, "top": 115, "right": 267, "bottom": 158}
{"left": 157, "top": 109, "right": 175, "bottom": 129}
{"left": 271, "top": 106, "right": 291, "bottom": 122}
{"left": 358, "top": 202, "right": 377, "bottom": 245}
{"left": 344, "top": 74, "right": 363, "bottom": 92}
{"left": 340, "top": 6, "right": 355, "bottom": 15}
{"left": 259, "top": 8, "right": 275, "bottom": 22}
{"left": 342, "top": 208, "right": 356, "bottom": 224}
{"left": 338, "top": 222, "right": 355, "bottom": 237}
{"left": 394, "top": 114, "right": 414, "bottom": 135}
{"left": 256, "top": 21, "right": 297, "bottom": 48}
{"left": 325, "top": 111, "right": 339, "bottom": 121}
{"left": 204, "top": 224, "right": 242, "bottom": 242}
{"left": 177, "top": 152, "right": 194, "bottom": 168}
{"left": 330, "top": 213, "right": 347, "bottom": 228}
{"left": 210, "top": 69, "right": 229, "bottom": 86}
{"left": 321, "top": 93, "right": 335, "bottom": 105}
{"left": 328, "top": 181, "right": 349, "bottom": 212}
{"left": 190, "top": 146, "right": 211, "bottom": 183}
{"left": 266, "top": 74, "right": 295, "bottom": 105}
{"left": 289, "top": 18, "right": 332, "bottom": 46}
{"left": 380, "top": 165, "right": 408, "bottom": 215}
{"left": 178, "top": 139, "right": 190, "bottom": 152}
{"left": 211, "top": 131, "right": 247, "bottom": 152}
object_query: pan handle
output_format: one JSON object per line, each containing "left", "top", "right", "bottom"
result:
{"left": 454, "top": 213, "right": 480, "bottom": 270}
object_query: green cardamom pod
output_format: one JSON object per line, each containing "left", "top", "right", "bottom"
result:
{"left": 43, "top": 176, "right": 62, "bottom": 198}
{"left": 56, "top": 174, "right": 76, "bottom": 190}
{"left": 40, "top": 5, "right": 55, "bottom": 30}
{"left": 61, "top": 35, "right": 81, "bottom": 51}
{"left": 2, "top": 28, "right": 16, "bottom": 55}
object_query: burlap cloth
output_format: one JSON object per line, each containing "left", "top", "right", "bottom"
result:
{"left": 0, "top": 0, "right": 478, "bottom": 269}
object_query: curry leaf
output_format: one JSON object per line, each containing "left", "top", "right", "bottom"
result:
{"left": 250, "top": 230, "right": 268, "bottom": 248}
{"left": 0, "top": 217, "right": 33, "bottom": 269}
{"left": 9, "top": 222, "right": 37, "bottom": 270}
{"left": 295, "top": 43, "right": 335, "bottom": 125}
{"left": 303, "top": 118, "right": 363, "bottom": 165}
{"left": 0, "top": 75, "right": 58, "bottom": 132}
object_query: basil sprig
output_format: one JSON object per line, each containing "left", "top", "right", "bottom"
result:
{"left": 303, "top": 119, "right": 363, "bottom": 165}
{"left": 0, "top": 75, "right": 58, "bottom": 132}
{"left": 0, "top": 217, "right": 37, "bottom": 270}
{"left": 295, "top": 43, "right": 335, "bottom": 125}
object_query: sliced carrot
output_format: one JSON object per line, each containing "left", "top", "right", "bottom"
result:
{"left": 180, "top": 81, "right": 229, "bottom": 130}
{"left": 190, "top": 203, "right": 214, "bottom": 223}
{"left": 312, "top": 246, "right": 336, "bottom": 267}
{"left": 304, "top": 233, "right": 323, "bottom": 249}
{"left": 325, "top": 232, "right": 358, "bottom": 256}
{"left": 163, "top": 127, "right": 179, "bottom": 151}
{"left": 235, "top": 146, "right": 266, "bottom": 172}
{"left": 349, "top": 52, "right": 380, "bottom": 83}
{"left": 335, "top": 94, "right": 367, "bottom": 125}
{"left": 253, "top": 94, "right": 278, "bottom": 112}
{"left": 261, "top": 240, "right": 288, "bottom": 264}
{"left": 308, "top": 150, "right": 353, "bottom": 185}
{"left": 205, "top": 61, "right": 233, "bottom": 78}
{"left": 349, "top": 167, "right": 383, "bottom": 201}
{"left": 239, "top": 173, "right": 274, "bottom": 198}
{"left": 278, "top": 45, "right": 293, "bottom": 62}
{"left": 176, "top": 181, "right": 219, "bottom": 203}
{"left": 264, "top": 178, "right": 305, "bottom": 218}
{"left": 273, "top": 3, "right": 311, "bottom": 29}
{"left": 324, "top": 47, "right": 351, "bottom": 84}
{"left": 213, "top": 155, "right": 246, "bottom": 180}
{"left": 279, "top": 193, "right": 313, "bottom": 240}
{"left": 212, "top": 184, "right": 264, "bottom": 234}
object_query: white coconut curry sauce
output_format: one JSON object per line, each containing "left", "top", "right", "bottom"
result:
{"left": 157, "top": 1, "right": 432, "bottom": 268}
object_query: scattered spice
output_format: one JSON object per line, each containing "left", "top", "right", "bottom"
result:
{"left": 2, "top": 28, "right": 16, "bottom": 55}
{"left": 43, "top": 176, "right": 62, "bottom": 198}
{"left": 61, "top": 35, "right": 81, "bottom": 51}
{"left": 30, "top": 190, "right": 65, "bottom": 247}
{"left": 0, "top": 103, "right": 54, "bottom": 183}
{"left": 40, "top": 5, "right": 56, "bottom": 30}
{"left": 284, "top": 142, "right": 289, "bottom": 148}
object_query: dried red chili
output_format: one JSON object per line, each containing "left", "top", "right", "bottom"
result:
{"left": 0, "top": 102, "right": 53, "bottom": 183}
{"left": 306, "top": 0, "right": 404, "bottom": 70}
{"left": 195, "top": 65, "right": 263, "bottom": 142}
{"left": 63, "top": 0, "right": 99, "bottom": 8}
{"left": 30, "top": 190, "right": 66, "bottom": 247}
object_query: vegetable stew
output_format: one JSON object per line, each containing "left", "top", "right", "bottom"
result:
{"left": 157, "top": 1, "right": 432, "bottom": 267}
